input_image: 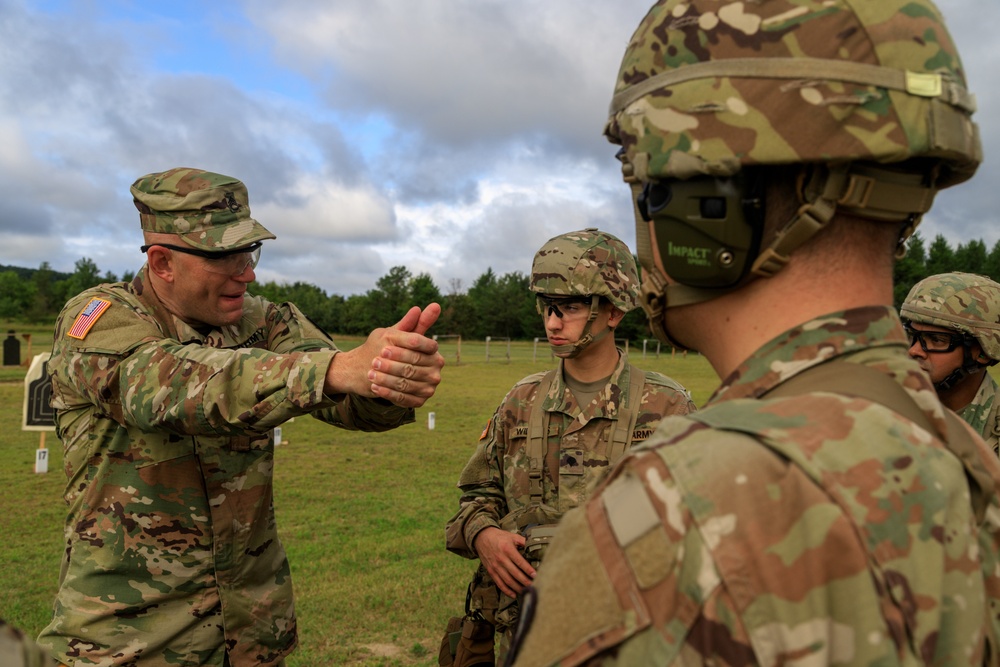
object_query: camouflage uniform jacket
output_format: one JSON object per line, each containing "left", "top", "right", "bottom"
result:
{"left": 38, "top": 268, "right": 413, "bottom": 667}
{"left": 959, "top": 371, "right": 1000, "bottom": 455}
{"left": 510, "top": 306, "right": 1000, "bottom": 666}
{"left": 445, "top": 350, "right": 695, "bottom": 559}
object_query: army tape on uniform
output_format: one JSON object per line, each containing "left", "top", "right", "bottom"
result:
{"left": 609, "top": 57, "right": 977, "bottom": 116}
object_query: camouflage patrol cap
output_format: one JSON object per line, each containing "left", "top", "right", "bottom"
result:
{"left": 530, "top": 228, "right": 640, "bottom": 313}
{"left": 130, "top": 167, "right": 276, "bottom": 251}
{"left": 901, "top": 272, "right": 1000, "bottom": 360}
{"left": 606, "top": 0, "right": 981, "bottom": 187}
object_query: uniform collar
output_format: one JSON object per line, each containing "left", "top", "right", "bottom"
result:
{"left": 958, "top": 372, "right": 1000, "bottom": 437}
{"left": 545, "top": 349, "right": 631, "bottom": 421}
{"left": 711, "top": 305, "right": 909, "bottom": 404}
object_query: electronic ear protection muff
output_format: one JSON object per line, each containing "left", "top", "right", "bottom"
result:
{"left": 636, "top": 172, "right": 765, "bottom": 289}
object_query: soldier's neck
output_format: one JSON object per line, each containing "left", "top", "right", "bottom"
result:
{"left": 939, "top": 368, "right": 987, "bottom": 413}
{"left": 562, "top": 336, "right": 620, "bottom": 383}
{"left": 691, "top": 256, "right": 894, "bottom": 380}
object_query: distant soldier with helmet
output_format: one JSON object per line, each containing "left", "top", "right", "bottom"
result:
{"left": 902, "top": 272, "right": 1000, "bottom": 452}
{"left": 441, "top": 228, "right": 695, "bottom": 666}
{"left": 508, "top": 1, "right": 1000, "bottom": 665}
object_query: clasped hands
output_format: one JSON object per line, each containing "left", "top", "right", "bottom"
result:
{"left": 325, "top": 303, "right": 445, "bottom": 408}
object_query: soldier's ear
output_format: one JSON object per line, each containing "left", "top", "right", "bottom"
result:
{"left": 146, "top": 246, "right": 176, "bottom": 283}
{"left": 971, "top": 343, "right": 991, "bottom": 364}
{"left": 608, "top": 307, "right": 625, "bottom": 329}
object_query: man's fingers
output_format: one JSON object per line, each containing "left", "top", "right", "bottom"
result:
{"left": 387, "top": 303, "right": 441, "bottom": 337}
{"left": 380, "top": 333, "right": 441, "bottom": 359}
{"left": 392, "top": 306, "right": 423, "bottom": 333}
{"left": 413, "top": 303, "right": 441, "bottom": 336}
{"left": 372, "top": 354, "right": 441, "bottom": 379}
{"left": 497, "top": 565, "right": 533, "bottom": 597}
{"left": 498, "top": 579, "right": 521, "bottom": 599}
{"left": 488, "top": 562, "right": 530, "bottom": 598}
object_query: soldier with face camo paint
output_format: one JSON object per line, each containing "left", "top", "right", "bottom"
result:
{"left": 507, "top": 1, "right": 1000, "bottom": 666}
{"left": 37, "top": 167, "right": 445, "bottom": 667}
{"left": 902, "top": 272, "right": 1000, "bottom": 453}
{"left": 442, "top": 228, "right": 695, "bottom": 666}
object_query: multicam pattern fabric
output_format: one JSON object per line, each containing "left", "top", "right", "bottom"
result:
{"left": 38, "top": 267, "right": 414, "bottom": 667}
{"left": 530, "top": 229, "right": 640, "bottom": 313}
{"left": 959, "top": 371, "right": 1000, "bottom": 455}
{"left": 445, "top": 351, "right": 695, "bottom": 656}
{"left": 1, "top": 619, "right": 64, "bottom": 667}
{"left": 604, "top": 0, "right": 981, "bottom": 187}
{"left": 131, "top": 167, "right": 276, "bottom": 251}
{"left": 510, "top": 307, "right": 1000, "bottom": 666}
{"left": 901, "top": 272, "right": 1000, "bottom": 360}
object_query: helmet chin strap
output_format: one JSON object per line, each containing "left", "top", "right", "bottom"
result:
{"left": 548, "top": 295, "right": 610, "bottom": 358}
{"left": 935, "top": 343, "right": 988, "bottom": 393}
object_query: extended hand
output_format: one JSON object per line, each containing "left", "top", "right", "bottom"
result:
{"left": 474, "top": 526, "right": 536, "bottom": 598}
{"left": 326, "top": 304, "right": 445, "bottom": 407}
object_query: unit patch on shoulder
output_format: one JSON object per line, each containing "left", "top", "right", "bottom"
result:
{"left": 67, "top": 298, "right": 112, "bottom": 339}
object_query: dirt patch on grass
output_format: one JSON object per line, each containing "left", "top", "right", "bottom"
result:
{"left": 360, "top": 643, "right": 404, "bottom": 658}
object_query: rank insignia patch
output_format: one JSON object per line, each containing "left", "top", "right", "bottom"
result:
{"left": 67, "top": 298, "right": 111, "bottom": 339}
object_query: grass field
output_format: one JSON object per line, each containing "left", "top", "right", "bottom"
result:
{"left": 0, "top": 327, "right": 719, "bottom": 666}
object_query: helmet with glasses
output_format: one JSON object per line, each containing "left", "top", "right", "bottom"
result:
{"left": 901, "top": 272, "right": 1000, "bottom": 362}
{"left": 605, "top": 0, "right": 981, "bottom": 348}
{"left": 530, "top": 228, "right": 639, "bottom": 357}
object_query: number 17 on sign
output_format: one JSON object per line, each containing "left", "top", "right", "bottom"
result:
{"left": 34, "top": 431, "right": 48, "bottom": 474}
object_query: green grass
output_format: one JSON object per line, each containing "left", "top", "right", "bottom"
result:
{"left": 0, "top": 335, "right": 718, "bottom": 666}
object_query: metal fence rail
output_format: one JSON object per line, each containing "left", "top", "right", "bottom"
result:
{"left": 431, "top": 336, "right": 687, "bottom": 366}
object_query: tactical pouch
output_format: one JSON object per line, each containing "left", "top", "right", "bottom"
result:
{"left": 438, "top": 615, "right": 464, "bottom": 666}
{"left": 452, "top": 616, "right": 495, "bottom": 667}
{"left": 522, "top": 523, "right": 558, "bottom": 566}
{"left": 467, "top": 566, "right": 500, "bottom": 625}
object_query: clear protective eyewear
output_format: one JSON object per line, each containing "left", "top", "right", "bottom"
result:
{"left": 903, "top": 323, "right": 967, "bottom": 353}
{"left": 140, "top": 242, "right": 262, "bottom": 276}
{"left": 536, "top": 295, "right": 595, "bottom": 321}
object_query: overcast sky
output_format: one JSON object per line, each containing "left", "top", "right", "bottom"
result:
{"left": 1, "top": 0, "right": 996, "bottom": 297}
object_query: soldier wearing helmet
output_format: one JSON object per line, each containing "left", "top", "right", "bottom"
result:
{"left": 442, "top": 229, "right": 694, "bottom": 666}
{"left": 902, "top": 272, "right": 1000, "bottom": 451}
{"left": 509, "top": 2, "right": 1000, "bottom": 666}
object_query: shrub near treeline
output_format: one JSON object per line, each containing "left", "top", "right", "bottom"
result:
{"left": 2, "top": 232, "right": 997, "bottom": 341}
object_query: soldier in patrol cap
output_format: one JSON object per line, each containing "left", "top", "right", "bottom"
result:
{"left": 902, "top": 272, "right": 1000, "bottom": 452}
{"left": 37, "top": 167, "right": 445, "bottom": 666}
{"left": 509, "top": 2, "right": 1000, "bottom": 665}
{"left": 443, "top": 228, "right": 695, "bottom": 665}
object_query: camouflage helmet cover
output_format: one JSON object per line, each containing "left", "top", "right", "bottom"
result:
{"left": 530, "top": 228, "right": 640, "bottom": 313}
{"left": 605, "top": 0, "right": 981, "bottom": 187}
{"left": 130, "top": 167, "right": 276, "bottom": 251}
{"left": 901, "top": 272, "right": 1000, "bottom": 360}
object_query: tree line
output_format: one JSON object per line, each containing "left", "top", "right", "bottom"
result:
{"left": 1, "top": 232, "right": 997, "bottom": 342}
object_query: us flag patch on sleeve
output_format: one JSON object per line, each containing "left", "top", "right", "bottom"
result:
{"left": 67, "top": 298, "right": 111, "bottom": 339}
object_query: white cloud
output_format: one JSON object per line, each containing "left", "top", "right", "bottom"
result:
{"left": 255, "top": 177, "right": 396, "bottom": 242}
{"left": 0, "top": 0, "right": 995, "bottom": 298}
